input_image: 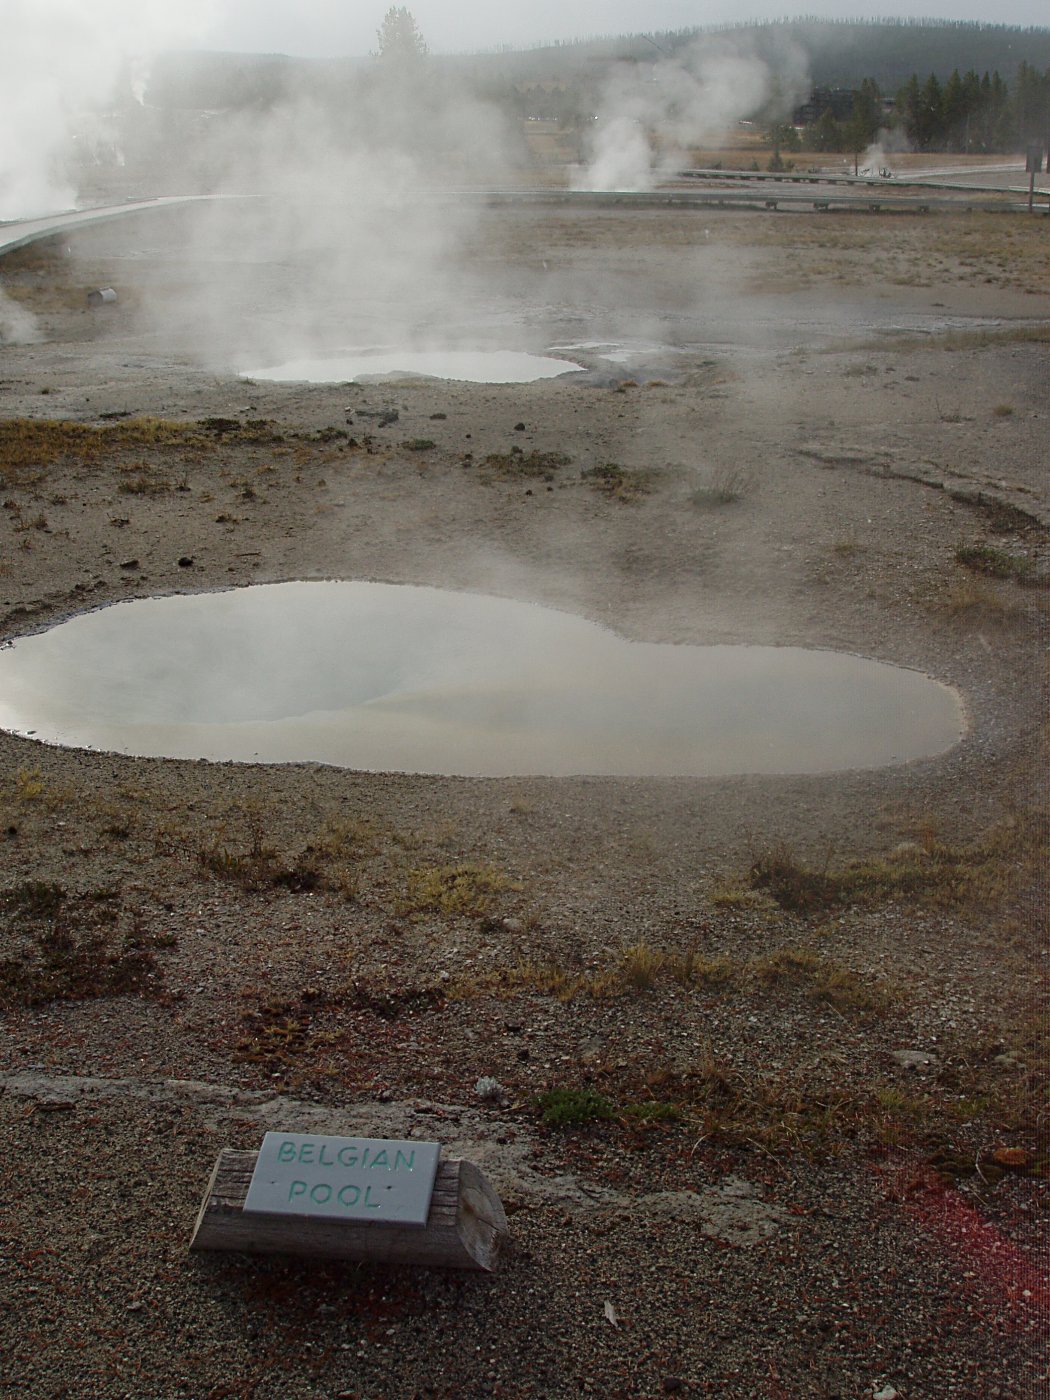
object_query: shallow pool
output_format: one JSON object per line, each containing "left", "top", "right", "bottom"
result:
{"left": 0, "top": 583, "right": 964, "bottom": 777}
{"left": 240, "top": 350, "right": 584, "bottom": 384}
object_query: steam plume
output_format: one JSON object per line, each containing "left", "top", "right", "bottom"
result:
{"left": 0, "top": 0, "right": 216, "bottom": 219}
{"left": 578, "top": 37, "right": 808, "bottom": 192}
{"left": 130, "top": 43, "right": 518, "bottom": 366}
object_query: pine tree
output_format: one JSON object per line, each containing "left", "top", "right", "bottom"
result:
{"left": 844, "top": 77, "right": 881, "bottom": 153}
{"left": 1014, "top": 61, "right": 1050, "bottom": 147}
{"left": 375, "top": 7, "right": 428, "bottom": 64}
{"left": 896, "top": 74, "right": 923, "bottom": 146}
{"left": 942, "top": 69, "right": 966, "bottom": 150}
{"left": 918, "top": 72, "right": 945, "bottom": 149}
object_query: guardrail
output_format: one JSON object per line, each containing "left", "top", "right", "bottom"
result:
{"left": 1, "top": 181, "right": 1045, "bottom": 263}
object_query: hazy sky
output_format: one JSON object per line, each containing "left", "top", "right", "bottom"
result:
{"left": 201, "top": 3, "right": 1050, "bottom": 57}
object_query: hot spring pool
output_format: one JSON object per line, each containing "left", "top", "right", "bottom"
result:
{"left": 0, "top": 582, "right": 965, "bottom": 777}
{"left": 240, "top": 350, "right": 584, "bottom": 384}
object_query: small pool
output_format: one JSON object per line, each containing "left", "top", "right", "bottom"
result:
{"left": 240, "top": 350, "right": 584, "bottom": 385}
{"left": 0, "top": 583, "right": 965, "bottom": 777}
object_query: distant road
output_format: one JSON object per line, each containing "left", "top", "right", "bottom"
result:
{"left": 1, "top": 179, "right": 1046, "bottom": 263}
{"left": 676, "top": 163, "right": 1045, "bottom": 193}
{"left": 905, "top": 162, "right": 1025, "bottom": 178}
{"left": 0, "top": 195, "right": 215, "bottom": 258}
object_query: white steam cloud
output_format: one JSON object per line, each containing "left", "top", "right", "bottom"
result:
{"left": 578, "top": 38, "right": 808, "bottom": 192}
{"left": 0, "top": 0, "right": 216, "bottom": 219}
{"left": 0, "top": 1, "right": 518, "bottom": 364}
{"left": 0, "top": 287, "right": 41, "bottom": 345}
{"left": 0, "top": 9, "right": 805, "bottom": 372}
{"left": 140, "top": 54, "right": 518, "bottom": 368}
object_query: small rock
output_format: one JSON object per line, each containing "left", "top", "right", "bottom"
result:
{"left": 514, "top": 421, "right": 526, "bottom": 431}
{"left": 475, "top": 1076, "right": 504, "bottom": 1103}
{"left": 991, "top": 1146, "right": 1032, "bottom": 1171}
{"left": 873, "top": 1387, "right": 900, "bottom": 1400}
{"left": 892, "top": 1049, "right": 937, "bottom": 1070}
{"left": 81, "top": 1231, "right": 103, "bottom": 1255}
{"left": 177, "top": 556, "right": 194, "bottom": 568}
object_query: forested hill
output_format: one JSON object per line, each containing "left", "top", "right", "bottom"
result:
{"left": 698, "top": 19, "right": 1050, "bottom": 90}
{"left": 504, "top": 19, "right": 1050, "bottom": 90}
{"left": 147, "top": 19, "right": 1050, "bottom": 112}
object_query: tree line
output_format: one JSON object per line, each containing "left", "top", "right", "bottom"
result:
{"left": 777, "top": 62, "right": 1049, "bottom": 156}
{"left": 895, "top": 62, "right": 1048, "bottom": 152}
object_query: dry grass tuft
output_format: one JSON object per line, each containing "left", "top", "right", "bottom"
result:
{"left": 938, "top": 575, "right": 1028, "bottom": 620}
{"left": 691, "top": 463, "right": 755, "bottom": 506}
{"left": 450, "top": 939, "right": 891, "bottom": 1025}
{"left": 581, "top": 463, "right": 652, "bottom": 502}
{"left": 0, "top": 416, "right": 283, "bottom": 488}
{"left": 0, "top": 417, "right": 191, "bottom": 478}
{"left": 748, "top": 817, "right": 1046, "bottom": 915}
{"left": 397, "top": 863, "right": 517, "bottom": 919}
{"left": 619, "top": 940, "right": 666, "bottom": 988}
{"left": 480, "top": 448, "right": 572, "bottom": 481}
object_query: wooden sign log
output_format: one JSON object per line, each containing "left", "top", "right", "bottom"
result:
{"left": 190, "top": 1149, "right": 507, "bottom": 1272}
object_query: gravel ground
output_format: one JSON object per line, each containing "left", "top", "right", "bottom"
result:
{"left": 0, "top": 202, "right": 1047, "bottom": 1399}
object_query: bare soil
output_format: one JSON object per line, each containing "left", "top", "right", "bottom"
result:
{"left": 0, "top": 203, "right": 1047, "bottom": 1399}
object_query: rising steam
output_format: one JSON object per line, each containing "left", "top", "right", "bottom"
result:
{"left": 0, "top": 288, "right": 41, "bottom": 345}
{"left": 0, "top": 0, "right": 216, "bottom": 219}
{"left": 125, "top": 40, "right": 519, "bottom": 367}
{"left": 577, "top": 38, "right": 808, "bottom": 192}
{"left": 0, "top": 9, "right": 809, "bottom": 368}
{"left": 0, "top": 0, "right": 520, "bottom": 363}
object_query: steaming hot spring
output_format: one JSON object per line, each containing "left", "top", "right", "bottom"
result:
{"left": 240, "top": 350, "right": 586, "bottom": 385}
{"left": 0, "top": 582, "right": 964, "bottom": 778}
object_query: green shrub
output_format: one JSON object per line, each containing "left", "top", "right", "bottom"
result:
{"left": 955, "top": 544, "right": 1042, "bottom": 587}
{"left": 536, "top": 1087, "right": 616, "bottom": 1127}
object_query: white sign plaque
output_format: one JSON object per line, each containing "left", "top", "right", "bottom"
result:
{"left": 243, "top": 1133, "right": 441, "bottom": 1227}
